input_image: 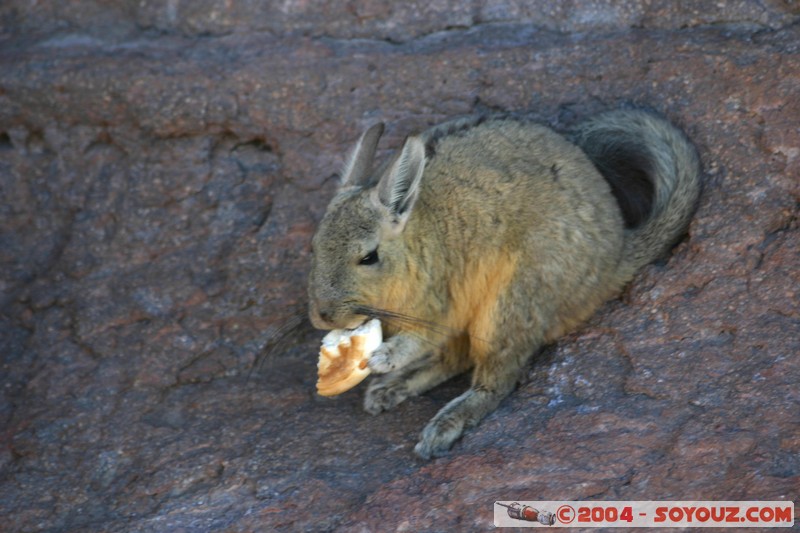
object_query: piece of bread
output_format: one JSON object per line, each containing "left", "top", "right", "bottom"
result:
{"left": 316, "top": 319, "right": 382, "bottom": 396}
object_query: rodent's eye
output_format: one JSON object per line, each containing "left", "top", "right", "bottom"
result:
{"left": 359, "top": 248, "right": 379, "bottom": 266}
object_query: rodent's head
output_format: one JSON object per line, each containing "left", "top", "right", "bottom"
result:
{"left": 308, "top": 123, "right": 426, "bottom": 330}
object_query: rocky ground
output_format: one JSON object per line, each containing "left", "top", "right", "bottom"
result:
{"left": 1, "top": 1, "right": 798, "bottom": 531}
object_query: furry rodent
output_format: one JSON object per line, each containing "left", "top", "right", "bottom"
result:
{"left": 308, "top": 109, "right": 701, "bottom": 458}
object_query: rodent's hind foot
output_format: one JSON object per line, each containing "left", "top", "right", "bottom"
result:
{"left": 414, "top": 410, "right": 466, "bottom": 459}
{"left": 413, "top": 385, "right": 507, "bottom": 459}
{"left": 414, "top": 389, "right": 475, "bottom": 459}
{"left": 363, "top": 376, "right": 410, "bottom": 415}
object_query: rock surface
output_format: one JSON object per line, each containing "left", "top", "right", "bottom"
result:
{"left": 1, "top": 1, "right": 798, "bottom": 531}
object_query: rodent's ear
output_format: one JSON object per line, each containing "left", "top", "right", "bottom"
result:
{"left": 374, "top": 135, "right": 426, "bottom": 231}
{"left": 340, "top": 123, "right": 384, "bottom": 188}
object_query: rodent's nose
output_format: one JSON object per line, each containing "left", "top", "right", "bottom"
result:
{"left": 310, "top": 299, "right": 350, "bottom": 330}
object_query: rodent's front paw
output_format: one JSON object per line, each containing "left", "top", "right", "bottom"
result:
{"left": 363, "top": 377, "right": 410, "bottom": 415}
{"left": 366, "top": 343, "right": 396, "bottom": 374}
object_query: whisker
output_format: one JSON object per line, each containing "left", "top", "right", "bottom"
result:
{"left": 248, "top": 310, "right": 308, "bottom": 381}
{"left": 353, "top": 304, "right": 490, "bottom": 347}
{"left": 355, "top": 305, "right": 451, "bottom": 337}
{"left": 374, "top": 315, "right": 444, "bottom": 350}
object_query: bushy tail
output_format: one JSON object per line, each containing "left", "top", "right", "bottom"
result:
{"left": 572, "top": 109, "right": 701, "bottom": 282}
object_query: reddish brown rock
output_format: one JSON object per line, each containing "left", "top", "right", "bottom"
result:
{"left": 0, "top": 2, "right": 798, "bottom": 531}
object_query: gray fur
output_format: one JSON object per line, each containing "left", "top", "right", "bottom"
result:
{"left": 375, "top": 135, "right": 426, "bottom": 226}
{"left": 308, "top": 110, "right": 701, "bottom": 458}
{"left": 571, "top": 110, "right": 701, "bottom": 281}
{"left": 341, "top": 122, "right": 384, "bottom": 188}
